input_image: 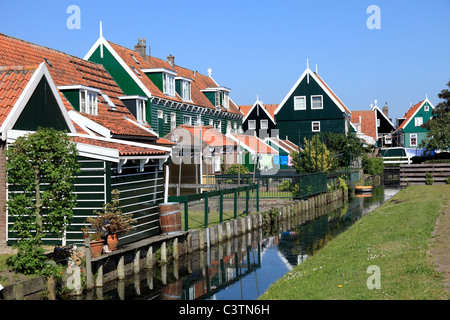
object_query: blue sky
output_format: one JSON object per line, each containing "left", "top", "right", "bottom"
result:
{"left": 1, "top": 0, "right": 449, "bottom": 121}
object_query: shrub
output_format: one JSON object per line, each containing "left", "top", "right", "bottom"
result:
{"left": 225, "top": 164, "right": 250, "bottom": 175}
{"left": 362, "top": 154, "right": 384, "bottom": 176}
{"left": 425, "top": 172, "right": 434, "bottom": 185}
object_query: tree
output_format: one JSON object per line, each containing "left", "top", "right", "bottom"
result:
{"left": 291, "top": 135, "right": 333, "bottom": 173}
{"left": 6, "top": 127, "right": 80, "bottom": 274}
{"left": 420, "top": 80, "right": 450, "bottom": 154}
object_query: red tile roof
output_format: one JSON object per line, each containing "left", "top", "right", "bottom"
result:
{"left": 0, "top": 66, "right": 36, "bottom": 127}
{"left": 107, "top": 41, "right": 242, "bottom": 115}
{"left": 230, "top": 133, "right": 278, "bottom": 154}
{"left": 71, "top": 136, "right": 168, "bottom": 156}
{"left": 0, "top": 33, "right": 157, "bottom": 139}
{"left": 351, "top": 110, "right": 377, "bottom": 140}
{"left": 179, "top": 125, "right": 236, "bottom": 147}
{"left": 397, "top": 100, "right": 424, "bottom": 130}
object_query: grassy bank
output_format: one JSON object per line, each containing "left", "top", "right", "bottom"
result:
{"left": 260, "top": 185, "right": 449, "bottom": 300}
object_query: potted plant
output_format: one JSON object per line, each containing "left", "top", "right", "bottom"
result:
{"left": 83, "top": 190, "right": 136, "bottom": 252}
{"left": 81, "top": 222, "right": 104, "bottom": 258}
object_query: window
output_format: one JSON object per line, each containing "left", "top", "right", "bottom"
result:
{"left": 260, "top": 120, "right": 268, "bottom": 129}
{"left": 157, "top": 110, "right": 164, "bottom": 119}
{"left": 410, "top": 133, "right": 417, "bottom": 147}
{"left": 183, "top": 115, "right": 192, "bottom": 125}
{"left": 312, "top": 121, "right": 321, "bottom": 132}
{"left": 377, "top": 119, "right": 380, "bottom": 127}
{"left": 311, "top": 95, "right": 323, "bottom": 109}
{"left": 80, "top": 90, "right": 98, "bottom": 115}
{"left": 248, "top": 120, "right": 256, "bottom": 130}
{"left": 215, "top": 92, "right": 221, "bottom": 108}
{"left": 384, "top": 135, "right": 392, "bottom": 145}
{"left": 171, "top": 113, "right": 177, "bottom": 131}
{"left": 163, "top": 73, "right": 175, "bottom": 96}
{"left": 182, "top": 80, "right": 191, "bottom": 101}
{"left": 424, "top": 105, "right": 429, "bottom": 112}
{"left": 415, "top": 117, "right": 423, "bottom": 127}
{"left": 227, "top": 121, "right": 232, "bottom": 133}
{"left": 131, "top": 66, "right": 141, "bottom": 77}
{"left": 217, "top": 120, "right": 222, "bottom": 131}
{"left": 196, "top": 114, "right": 202, "bottom": 125}
{"left": 222, "top": 91, "right": 229, "bottom": 109}
{"left": 136, "top": 99, "right": 146, "bottom": 123}
{"left": 294, "top": 96, "right": 306, "bottom": 110}
{"left": 209, "top": 119, "right": 214, "bottom": 126}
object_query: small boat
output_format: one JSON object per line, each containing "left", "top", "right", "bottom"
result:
{"left": 355, "top": 186, "right": 373, "bottom": 193}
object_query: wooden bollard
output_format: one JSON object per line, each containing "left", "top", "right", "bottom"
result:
{"left": 134, "top": 250, "right": 140, "bottom": 274}
{"left": 118, "top": 256, "right": 125, "bottom": 280}
{"left": 146, "top": 246, "right": 154, "bottom": 268}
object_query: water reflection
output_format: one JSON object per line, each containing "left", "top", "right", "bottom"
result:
{"left": 79, "top": 186, "right": 400, "bottom": 300}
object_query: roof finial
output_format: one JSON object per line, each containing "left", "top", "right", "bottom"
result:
{"left": 315, "top": 64, "right": 318, "bottom": 74}
{"left": 257, "top": 94, "right": 259, "bottom": 102}
{"left": 425, "top": 93, "right": 428, "bottom": 100}
{"left": 306, "top": 58, "right": 309, "bottom": 69}
{"left": 99, "top": 21, "right": 104, "bottom": 58}
{"left": 207, "top": 67, "right": 212, "bottom": 77}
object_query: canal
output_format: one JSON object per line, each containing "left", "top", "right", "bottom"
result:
{"left": 76, "top": 185, "right": 400, "bottom": 300}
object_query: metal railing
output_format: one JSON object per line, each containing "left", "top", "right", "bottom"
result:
{"left": 168, "top": 184, "right": 259, "bottom": 231}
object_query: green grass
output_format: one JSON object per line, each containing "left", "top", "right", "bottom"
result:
{"left": 260, "top": 185, "right": 449, "bottom": 300}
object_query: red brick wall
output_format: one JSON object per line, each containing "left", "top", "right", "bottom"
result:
{"left": 0, "top": 141, "right": 6, "bottom": 245}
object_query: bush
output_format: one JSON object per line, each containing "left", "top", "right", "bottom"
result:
{"left": 225, "top": 164, "right": 250, "bottom": 175}
{"left": 362, "top": 154, "right": 384, "bottom": 176}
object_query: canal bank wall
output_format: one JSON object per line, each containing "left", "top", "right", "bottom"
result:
{"left": 0, "top": 186, "right": 352, "bottom": 299}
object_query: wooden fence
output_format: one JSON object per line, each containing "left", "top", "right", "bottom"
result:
{"left": 400, "top": 163, "right": 450, "bottom": 187}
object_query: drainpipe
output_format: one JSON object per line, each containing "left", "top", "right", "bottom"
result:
{"left": 164, "top": 161, "right": 169, "bottom": 203}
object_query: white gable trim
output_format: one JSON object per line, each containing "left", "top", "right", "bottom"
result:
{"left": 0, "top": 62, "right": 76, "bottom": 141}
{"left": 226, "top": 133, "right": 256, "bottom": 155}
{"left": 274, "top": 67, "right": 350, "bottom": 116}
{"left": 400, "top": 98, "right": 434, "bottom": 131}
{"left": 68, "top": 110, "right": 111, "bottom": 138}
{"left": 242, "top": 100, "right": 276, "bottom": 124}
{"left": 84, "top": 37, "right": 154, "bottom": 99}
{"left": 370, "top": 104, "right": 395, "bottom": 128}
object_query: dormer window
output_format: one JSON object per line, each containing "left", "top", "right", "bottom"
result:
{"left": 118, "top": 95, "right": 148, "bottom": 124}
{"left": 175, "top": 77, "right": 192, "bottom": 101}
{"left": 80, "top": 90, "right": 98, "bottom": 115}
{"left": 215, "top": 91, "right": 221, "bottom": 108}
{"left": 222, "top": 91, "right": 229, "bottom": 109}
{"left": 58, "top": 85, "right": 100, "bottom": 115}
{"left": 201, "top": 86, "right": 231, "bottom": 110}
{"left": 163, "top": 73, "right": 175, "bottom": 96}
{"left": 142, "top": 68, "right": 177, "bottom": 97}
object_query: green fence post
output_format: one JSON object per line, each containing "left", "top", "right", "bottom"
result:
{"left": 245, "top": 186, "right": 249, "bottom": 216}
{"left": 219, "top": 189, "right": 224, "bottom": 223}
{"left": 204, "top": 192, "right": 208, "bottom": 228}
{"left": 184, "top": 201, "right": 189, "bottom": 231}
{"left": 256, "top": 184, "right": 259, "bottom": 213}
{"left": 234, "top": 188, "right": 237, "bottom": 219}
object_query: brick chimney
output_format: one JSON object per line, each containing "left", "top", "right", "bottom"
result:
{"left": 167, "top": 54, "right": 175, "bottom": 68}
{"left": 134, "top": 38, "right": 147, "bottom": 60}
{"left": 382, "top": 102, "right": 389, "bottom": 119}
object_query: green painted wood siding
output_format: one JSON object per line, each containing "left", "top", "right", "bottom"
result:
{"left": 62, "top": 89, "right": 80, "bottom": 111}
{"left": 402, "top": 101, "right": 434, "bottom": 134}
{"left": 88, "top": 46, "right": 147, "bottom": 98}
{"left": 275, "top": 73, "right": 346, "bottom": 146}
{"left": 13, "top": 77, "right": 70, "bottom": 132}
{"left": 111, "top": 160, "right": 164, "bottom": 244}
{"left": 147, "top": 73, "right": 163, "bottom": 92}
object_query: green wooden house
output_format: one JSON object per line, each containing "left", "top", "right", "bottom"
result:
{"left": 274, "top": 64, "right": 352, "bottom": 147}
{"left": 0, "top": 33, "right": 172, "bottom": 246}
{"left": 396, "top": 98, "right": 434, "bottom": 149}
{"left": 84, "top": 36, "right": 243, "bottom": 139}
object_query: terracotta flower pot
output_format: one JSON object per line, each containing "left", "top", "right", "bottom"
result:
{"left": 90, "top": 240, "right": 103, "bottom": 258}
{"left": 107, "top": 234, "right": 119, "bottom": 251}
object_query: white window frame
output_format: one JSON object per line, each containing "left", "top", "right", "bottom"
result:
{"left": 182, "top": 80, "right": 191, "bottom": 101}
{"left": 312, "top": 121, "right": 321, "bottom": 132}
{"left": 136, "top": 99, "right": 146, "bottom": 123}
{"left": 415, "top": 117, "right": 423, "bottom": 127}
{"left": 163, "top": 73, "right": 175, "bottom": 96}
{"left": 80, "top": 90, "right": 98, "bottom": 115}
{"left": 215, "top": 91, "right": 221, "bottom": 108}
{"left": 294, "top": 96, "right": 306, "bottom": 110}
{"left": 196, "top": 114, "right": 202, "bottom": 125}
{"left": 311, "top": 95, "right": 323, "bottom": 110}
{"left": 171, "top": 112, "right": 177, "bottom": 131}
{"left": 209, "top": 119, "right": 214, "bottom": 127}
{"left": 248, "top": 120, "right": 256, "bottom": 130}
{"left": 424, "top": 105, "right": 429, "bottom": 112}
{"left": 157, "top": 110, "right": 164, "bottom": 119}
{"left": 410, "top": 133, "right": 417, "bottom": 147}
{"left": 183, "top": 115, "right": 192, "bottom": 125}
{"left": 377, "top": 119, "right": 380, "bottom": 127}
{"left": 226, "top": 121, "right": 232, "bottom": 133}
{"left": 222, "top": 91, "right": 229, "bottom": 109}
{"left": 260, "top": 119, "right": 268, "bottom": 129}
{"left": 217, "top": 120, "right": 222, "bottom": 131}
